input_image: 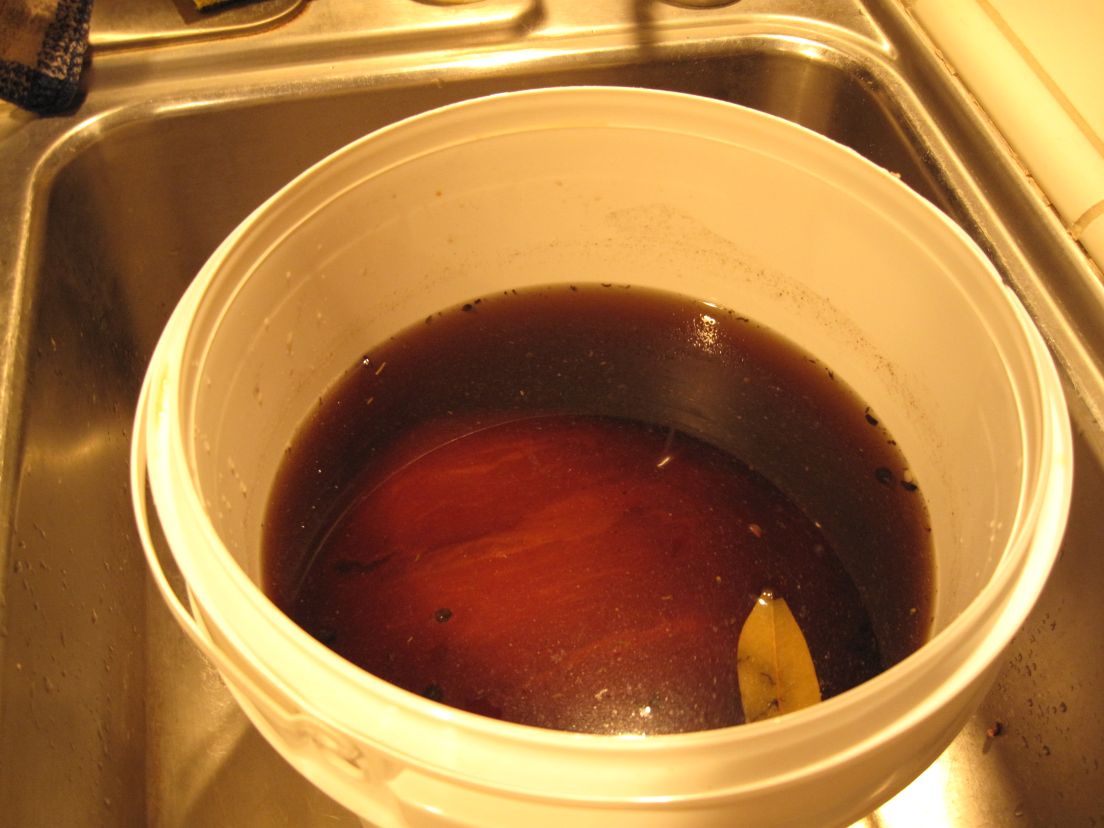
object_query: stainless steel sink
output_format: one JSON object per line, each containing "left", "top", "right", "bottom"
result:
{"left": 1, "top": 1, "right": 1102, "bottom": 825}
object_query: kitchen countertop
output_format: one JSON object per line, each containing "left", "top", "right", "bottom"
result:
{"left": 908, "top": 0, "right": 1104, "bottom": 270}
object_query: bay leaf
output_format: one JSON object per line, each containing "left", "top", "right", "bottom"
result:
{"left": 736, "top": 589, "right": 822, "bottom": 722}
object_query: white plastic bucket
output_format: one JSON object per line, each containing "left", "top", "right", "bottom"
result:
{"left": 131, "top": 87, "right": 1072, "bottom": 828}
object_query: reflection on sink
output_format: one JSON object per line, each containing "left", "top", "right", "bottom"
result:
{"left": 0, "top": 4, "right": 1101, "bottom": 826}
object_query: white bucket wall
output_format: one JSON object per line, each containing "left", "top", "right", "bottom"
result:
{"left": 137, "top": 88, "right": 1072, "bottom": 828}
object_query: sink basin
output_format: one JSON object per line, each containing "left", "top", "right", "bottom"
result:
{"left": 0, "top": 1, "right": 1101, "bottom": 825}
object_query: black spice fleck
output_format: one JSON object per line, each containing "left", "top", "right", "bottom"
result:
{"left": 901, "top": 479, "right": 919, "bottom": 493}
{"left": 864, "top": 408, "right": 879, "bottom": 426}
{"left": 435, "top": 607, "right": 453, "bottom": 623}
{"left": 462, "top": 303, "right": 475, "bottom": 312}
{"left": 312, "top": 628, "right": 338, "bottom": 647}
{"left": 423, "top": 683, "right": 444, "bottom": 702}
{"left": 874, "top": 467, "right": 895, "bottom": 486}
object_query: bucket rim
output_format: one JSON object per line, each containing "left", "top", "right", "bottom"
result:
{"left": 135, "top": 86, "right": 1074, "bottom": 800}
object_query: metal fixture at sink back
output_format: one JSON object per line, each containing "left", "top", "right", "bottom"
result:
{"left": 661, "top": 1, "right": 742, "bottom": 8}
{"left": 89, "top": 0, "right": 306, "bottom": 50}
{"left": 0, "top": 1, "right": 1101, "bottom": 826}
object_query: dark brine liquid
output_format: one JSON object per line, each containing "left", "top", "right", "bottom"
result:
{"left": 263, "top": 284, "right": 933, "bottom": 735}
